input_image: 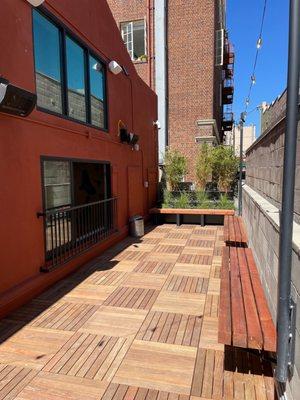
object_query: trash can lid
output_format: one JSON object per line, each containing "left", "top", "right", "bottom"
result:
{"left": 129, "top": 215, "right": 143, "bottom": 222}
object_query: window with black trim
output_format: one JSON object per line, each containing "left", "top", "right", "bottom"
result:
{"left": 32, "top": 10, "right": 107, "bottom": 129}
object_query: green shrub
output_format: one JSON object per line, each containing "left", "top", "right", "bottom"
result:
{"left": 162, "top": 190, "right": 173, "bottom": 208}
{"left": 195, "top": 190, "right": 211, "bottom": 209}
{"left": 195, "top": 143, "right": 212, "bottom": 190}
{"left": 173, "top": 192, "right": 190, "bottom": 209}
{"left": 164, "top": 148, "right": 188, "bottom": 191}
{"left": 216, "top": 194, "right": 235, "bottom": 210}
{"left": 211, "top": 146, "right": 239, "bottom": 193}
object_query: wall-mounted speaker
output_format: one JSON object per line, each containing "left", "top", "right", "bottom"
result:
{"left": 0, "top": 78, "right": 37, "bottom": 117}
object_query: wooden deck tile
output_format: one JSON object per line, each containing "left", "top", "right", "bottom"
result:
{"left": 104, "top": 287, "right": 159, "bottom": 310}
{"left": 29, "top": 303, "right": 98, "bottom": 331}
{"left": 0, "top": 223, "right": 274, "bottom": 400}
{"left": 15, "top": 372, "right": 108, "bottom": 400}
{"left": 85, "top": 271, "right": 127, "bottom": 286}
{"left": 0, "top": 365, "right": 37, "bottom": 400}
{"left": 79, "top": 306, "right": 147, "bottom": 337}
{"left": 123, "top": 273, "right": 167, "bottom": 290}
{"left": 64, "top": 284, "right": 115, "bottom": 305}
{"left": 113, "top": 340, "right": 197, "bottom": 395}
{"left": 154, "top": 245, "right": 184, "bottom": 254}
{"left": 199, "top": 317, "right": 224, "bottom": 351}
{"left": 114, "top": 261, "right": 140, "bottom": 272}
{"left": 152, "top": 291, "right": 206, "bottom": 316}
{"left": 0, "top": 327, "right": 73, "bottom": 370}
{"left": 43, "top": 332, "right": 132, "bottom": 381}
{"left": 172, "top": 264, "right": 211, "bottom": 278}
{"left": 177, "top": 254, "right": 212, "bottom": 265}
{"left": 164, "top": 276, "right": 209, "bottom": 294}
{"left": 136, "top": 311, "right": 203, "bottom": 347}
{"left": 134, "top": 261, "right": 174, "bottom": 275}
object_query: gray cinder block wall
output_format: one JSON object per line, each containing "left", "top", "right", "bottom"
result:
{"left": 243, "top": 99, "right": 300, "bottom": 399}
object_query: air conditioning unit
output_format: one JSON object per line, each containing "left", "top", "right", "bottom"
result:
{"left": 0, "top": 78, "right": 37, "bottom": 117}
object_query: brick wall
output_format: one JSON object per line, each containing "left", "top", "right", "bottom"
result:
{"left": 107, "top": 0, "right": 223, "bottom": 182}
{"left": 167, "top": 0, "right": 221, "bottom": 181}
{"left": 107, "top": 0, "right": 154, "bottom": 87}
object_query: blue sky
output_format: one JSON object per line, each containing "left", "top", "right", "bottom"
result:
{"left": 227, "top": 0, "right": 289, "bottom": 136}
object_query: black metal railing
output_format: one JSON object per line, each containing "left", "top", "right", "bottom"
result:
{"left": 39, "top": 197, "right": 117, "bottom": 271}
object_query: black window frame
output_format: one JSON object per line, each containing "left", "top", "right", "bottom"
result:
{"left": 32, "top": 8, "right": 108, "bottom": 132}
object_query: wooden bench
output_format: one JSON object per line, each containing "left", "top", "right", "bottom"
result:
{"left": 224, "top": 215, "right": 248, "bottom": 247}
{"left": 219, "top": 246, "right": 276, "bottom": 352}
{"left": 150, "top": 208, "right": 235, "bottom": 226}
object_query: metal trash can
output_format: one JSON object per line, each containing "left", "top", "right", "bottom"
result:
{"left": 129, "top": 215, "right": 144, "bottom": 237}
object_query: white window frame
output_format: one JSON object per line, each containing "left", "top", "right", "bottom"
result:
{"left": 215, "top": 29, "right": 224, "bottom": 66}
{"left": 121, "top": 19, "right": 147, "bottom": 61}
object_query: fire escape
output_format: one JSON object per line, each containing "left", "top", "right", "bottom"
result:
{"left": 221, "top": 37, "right": 235, "bottom": 141}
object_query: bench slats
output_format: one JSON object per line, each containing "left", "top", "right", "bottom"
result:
{"left": 219, "top": 247, "right": 231, "bottom": 345}
{"left": 150, "top": 208, "right": 235, "bottom": 216}
{"left": 237, "top": 248, "right": 263, "bottom": 349}
{"left": 224, "top": 215, "right": 248, "bottom": 246}
{"left": 230, "top": 247, "right": 248, "bottom": 348}
{"left": 245, "top": 248, "right": 277, "bottom": 352}
{"left": 219, "top": 246, "right": 276, "bottom": 352}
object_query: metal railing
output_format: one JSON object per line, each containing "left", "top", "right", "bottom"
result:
{"left": 39, "top": 197, "right": 117, "bottom": 271}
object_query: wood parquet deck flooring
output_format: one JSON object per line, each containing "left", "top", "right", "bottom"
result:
{"left": 0, "top": 224, "right": 275, "bottom": 399}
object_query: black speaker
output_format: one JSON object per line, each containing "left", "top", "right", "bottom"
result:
{"left": 0, "top": 78, "right": 37, "bottom": 117}
{"left": 120, "top": 127, "right": 130, "bottom": 143}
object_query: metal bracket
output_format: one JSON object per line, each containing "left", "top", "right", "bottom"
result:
{"left": 287, "top": 298, "right": 297, "bottom": 378}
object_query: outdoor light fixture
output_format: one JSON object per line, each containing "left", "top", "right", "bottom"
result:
{"left": 26, "top": 0, "right": 45, "bottom": 6}
{"left": 108, "top": 60, "right": 123, "bottom": 75}
{"left": 0, "top": 78, "right": 37, "bottom": 117}
{"left": 92, "top": 62, "right": 103, "bottom": 72}
{"left": 251, "top": 75, "right": 256, "bottom": 84}
{"left": 153, "top": 120, "right": 161, "bottom": 129}
{"left": 257, "top": 37, "right": 263, "bottom": 49}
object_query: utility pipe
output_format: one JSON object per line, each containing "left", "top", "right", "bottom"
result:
{"left": 275, "top": 0, "right": 300, "bottom": 383}
{"left": 238, "top": 113, "right": 245, "bottom": 216}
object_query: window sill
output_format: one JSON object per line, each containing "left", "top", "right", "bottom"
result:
{"left": 133, "top": 60, "right": 148, "bottom": 65}
{"left": 36, "top": 106, "right": 109, "bottom": 133}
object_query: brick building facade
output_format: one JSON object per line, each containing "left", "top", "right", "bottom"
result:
{"left": 107, "top": 0, "right": 234, "bottom": 181}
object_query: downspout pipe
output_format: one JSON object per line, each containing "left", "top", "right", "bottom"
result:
{"left": 275, "top": 0, "right": 300, "bottom": 383}
{"left": 238, "top": 114, "right": 245, "bottom": 216}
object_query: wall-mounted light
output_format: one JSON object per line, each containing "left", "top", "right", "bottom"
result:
{"left": 92, "top": 62, "right": 103, "bottom": 72}
{"left": 26, "top": 0, "right": 45, "bottom": 6}
{"left": 153, "top": 120, "right": 161, "bottom": 129}
{"left": 108, "top": 60, "right": 123, "bottom": 75}
{"left": 0, "top": 78, "right": 37, "bottom": 117}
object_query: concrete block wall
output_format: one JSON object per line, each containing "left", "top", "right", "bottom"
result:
{"left": 246, "top": 117, "right": 300, "bottom": 224}
{"left": 243, "top": 187, "right": 300, "bottom": 399}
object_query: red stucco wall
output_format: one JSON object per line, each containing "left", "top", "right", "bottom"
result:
{"left": 0, "top": 0, "right": 158, "bottom": 317}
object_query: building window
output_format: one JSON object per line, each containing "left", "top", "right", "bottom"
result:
{"left": 66, "top": 37, "right": 86, "bottom": 122}
{"left": 89, "top": 56, "right": 106, "bottom": 128}
{"left": 43, "top": 160, "right": 71, "bottom": 210}
{"left": 42, "top": 158, "right": 115, "bottom": 269}
{"left": 120, "top": 20, "right": 147, "bottom": 61}
{"left": 215, "top": 29, "right": 224, "bottom": 66}
{"left": 33, "top": 11, "right": 63, "bottom": 113}
{"left": 32, "top": 10, "right": 107, "bottom": 130}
